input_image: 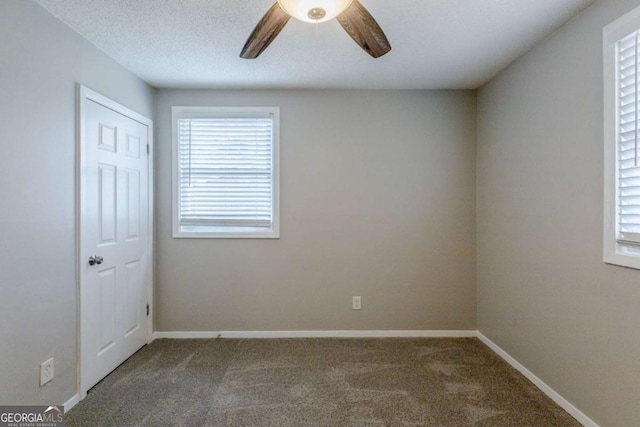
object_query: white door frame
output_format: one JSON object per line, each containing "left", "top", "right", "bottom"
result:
{"left": 76, "top": 85, "right": 154, "bottom": 398}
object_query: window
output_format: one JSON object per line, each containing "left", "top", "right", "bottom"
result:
{"left": 172, "top": 107, "right": 279, "bottom": 238}
{"left": 604, "top": 6, "right": 640, "bottom": 269}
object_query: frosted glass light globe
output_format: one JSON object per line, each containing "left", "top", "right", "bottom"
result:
{"left": 277, "top": 0, "right": 353, "bottom": 23}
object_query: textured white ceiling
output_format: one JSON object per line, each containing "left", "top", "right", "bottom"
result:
{"left": 33, "top": 0, "right": 595, "bottom": 89}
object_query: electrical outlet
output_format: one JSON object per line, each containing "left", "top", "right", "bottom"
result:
{"left": 40, "top": 358, "right": 54, "bottom": 386}
{"left": 352, "top": 296, "right": 362, "bottom": 310}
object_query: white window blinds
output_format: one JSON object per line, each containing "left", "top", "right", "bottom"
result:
{"left": 177, "top": 114, "right": 275, "bottom": 229}
{"left": 617, "top": 32, "right": 640, "bottom": 244}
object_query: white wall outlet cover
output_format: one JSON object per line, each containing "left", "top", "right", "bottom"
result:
{"left": 40, "top": 358, "right": 54, "bottom": 386}
{"left": 352, "top": 296, "right": 362, "bottom": 310}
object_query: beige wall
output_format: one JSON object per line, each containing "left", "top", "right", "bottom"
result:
{"left": 477, "top": 0, "right": 640, "bottom": 425}
{"left": 155, "top": 89, "right": 477, "bottom": 332}
{"left": 0, "top": 1, "right": 154, "bottom": 406}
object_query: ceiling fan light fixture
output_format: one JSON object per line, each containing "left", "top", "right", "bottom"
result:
{"left": 277, "top": 0, "right": 353, "bottom": 23}
{"left": 241, "top": 0, "right": 391, "bottom": 59}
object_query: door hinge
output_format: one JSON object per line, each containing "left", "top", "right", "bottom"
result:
{"left": 146, "top": 304, "right": 150, "bottom": 316}
{"left": 146, "top": 144, "right": 150, "bottom": 155}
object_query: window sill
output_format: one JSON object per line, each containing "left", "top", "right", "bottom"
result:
{"left": 604, "top": 242, "right": 640, "bottom": 270}
{"left": 173, "top": 224, "right": 279, "bottom": 239}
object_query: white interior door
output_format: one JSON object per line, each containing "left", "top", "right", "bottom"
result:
{"left": 79, "top": 87, "right": 153, "bottom": 394}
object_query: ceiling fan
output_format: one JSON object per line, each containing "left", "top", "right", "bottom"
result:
{"left": 240, "top": 0, "right": 391, "bottom": 59}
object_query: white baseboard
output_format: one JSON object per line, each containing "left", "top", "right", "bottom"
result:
{"left": 476, "top": 332, "right": 598, "bottom": 427}
{"left": 152, "top": 330, "right": 478, "bottom": 340}
{"left": 63, "top": 393, "right": 80, "bottom": 413}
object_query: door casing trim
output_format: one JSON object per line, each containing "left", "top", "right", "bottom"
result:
{"left": 76, "top": 85, "right": 154, "bottom": 398}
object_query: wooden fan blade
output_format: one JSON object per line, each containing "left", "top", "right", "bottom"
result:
{"left": 240, "top": 3, "right": 291, "bottom": 59}
{"left": 336, "top": 0, "right": 391, "bottom": 58}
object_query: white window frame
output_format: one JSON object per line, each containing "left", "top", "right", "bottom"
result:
{"left": 603, "top": 5, "right": 640, "bottom": 270}
{"left": 172, "top": 106, "right": 280, "bottom": 239}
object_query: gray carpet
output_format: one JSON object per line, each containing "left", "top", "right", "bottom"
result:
{"left": 67, "top": 338, "right": 580, "bottom": 426}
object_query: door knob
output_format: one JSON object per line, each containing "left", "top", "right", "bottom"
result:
{"left": 88, "top": 255, "right": 104, "bottom": 266}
